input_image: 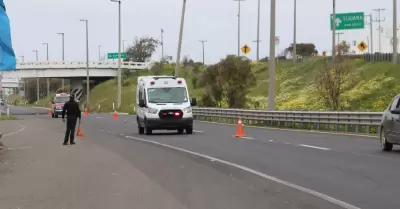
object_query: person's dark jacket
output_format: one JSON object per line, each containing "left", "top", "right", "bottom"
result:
{"left": 62, "top": 99, "right": 81, "bottom": 119}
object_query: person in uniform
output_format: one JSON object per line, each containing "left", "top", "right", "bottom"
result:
{"left": 61, "top": 95, "right": 81, "bottom": 145}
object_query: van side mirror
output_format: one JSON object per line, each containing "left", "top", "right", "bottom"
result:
{"left": 191, "top": 98, "right": 197, "bottom": 106}
{"left": 139, "top": 99, "right": 146, "bottom": 108}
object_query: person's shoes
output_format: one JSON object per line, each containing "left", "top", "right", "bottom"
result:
{"left": 63, "top": 142, "right": 68, "bottom": 145}
{"left": 70, "top": 142, "right": 76, "bottom": 145}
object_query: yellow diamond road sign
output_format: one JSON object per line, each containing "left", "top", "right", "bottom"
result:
{"left": 357, "top": 41, "right": 368, "bottom": 52}
{"left": 241, "top": 44, "right": 251, "bottom": 55}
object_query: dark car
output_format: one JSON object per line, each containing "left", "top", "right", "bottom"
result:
{"left": 380, "top": 94, "right": 400, "bottom": 151}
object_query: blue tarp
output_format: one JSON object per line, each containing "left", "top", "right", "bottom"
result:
{"left": 0, "top": 0, "right": 16, "bottom": 71}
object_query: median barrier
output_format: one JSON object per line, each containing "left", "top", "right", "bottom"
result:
{"left": 192, "top": 108, "right": 383, "bottom": 135}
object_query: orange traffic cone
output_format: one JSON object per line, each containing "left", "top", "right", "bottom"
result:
{"left": 235, "top": 117, "right": 245, "bottom": 138}
{"left": 76, "top": 126, "right": 84, "bottom": 140}
{"left": 113, "top": 111, "right": 118, "bottom": 121}
{"left": 84, "top": 108, "right": 88, "bottom": 117}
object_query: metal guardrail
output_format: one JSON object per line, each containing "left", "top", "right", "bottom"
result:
{"left": 16, "top": 61, "right": 151, "bottom": 70}
{"left": 193, "top": 108, "right": 384, "bottom": 135}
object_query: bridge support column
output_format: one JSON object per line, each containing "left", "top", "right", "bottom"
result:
{"left": 46, "top": 78, "right": 50, "bottom": 96}
{"left": 70, "top": 79, "right": 84, "bottom": 102}
{"left": 36, "top": 78, "right": 40, "bottom": 102}
{"left": 61, "top": 79, "right": 65, "bottom": 89}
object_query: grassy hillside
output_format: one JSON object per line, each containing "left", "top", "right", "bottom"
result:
{"left": 31, "top": 58, "right": 400, "bottom": 113}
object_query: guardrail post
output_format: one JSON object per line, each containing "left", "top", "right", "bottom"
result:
{"left": 6, "top": 108, "right": 9, "bottom": 117}
{"left": 365, "top": 125, "right": 370, "bottom": 134}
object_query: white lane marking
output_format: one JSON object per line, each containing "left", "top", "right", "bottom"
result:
{"left": 232, "top": 135, "right": 255, "bottom": 140}
{"left": 284, "top": 142, "right": 291, "bottom": 145}
{"left": 269, "top": 140, "right": 274, "bottom": 142}
{"left": 2, "top": 125, "right": 26, "bottom": 137}
{"left": 193, "top": 130, "right": 204, "bottom": 133}
{"left": 125, "top": 135, "right": 360, "bottom": 209}
{"left": 100, "top": 129, "right": 105, "bottom": 132}
{"left": 298, "top": 144, "right": 332, "bottom": 151}
{"left": 7, "top": 146, "right": 33, "bottom": 150}
{"left": 95, "top": 117, "right": 104, "bottom": 119}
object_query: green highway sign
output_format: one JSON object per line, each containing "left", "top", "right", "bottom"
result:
{"left": 107, "top": 52, "right": 127, "bottom": 59}
{"left": 330, "top": 12, "right": 365, "bottom": 30}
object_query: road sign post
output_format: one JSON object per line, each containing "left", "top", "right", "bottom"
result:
{"left": 330, "top": 12, "right": 365, "bottom": 30}
{"left": 107, "top": 52, "right": 126, "bottom": 60}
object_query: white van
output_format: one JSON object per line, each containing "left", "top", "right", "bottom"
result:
{"left": 136, "top": 76, "right": 197, "bottom": 135}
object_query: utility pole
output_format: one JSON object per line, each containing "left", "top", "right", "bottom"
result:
{"left": 161, "top": 29, "right": 165, "bottom": 61}
{"left": 256, "top": 0, "right": 260, "bottom": 61}
{"left": 175, "top": 0, "right": 187, "bottom": 77}
{"left": 80, "top": 19, "right": 90, "bottom": 107}
{"left": 336, "top": 32, "right": 344, "bottom": 44}
{"left": 373, "top": 8, "right": 386, "bottom": 53}
{"left": 57, "top": 32, "right": 65, "bottom": 89}
{"left": 332, "top": 0, "right": 336, "bottom": 63}
{"left": 268, "top": 0, "right": 276, "bottom": 110}
{"left": 33, "top": 50, "right": 39, "bottom": 102}
{"left": 198, "top": 40, "right": 207, "bottom": 65}
{"left": 234, "top": 0, "right": 245, "bottom": 57}
{"left": 293, "top": 0, "right": 297, "bottom": 63}
{"left": 393, "top": 0, "right": 398, "bottom": 64}
{"left": 367, "top": 14, "right": 374, "bottom": 55}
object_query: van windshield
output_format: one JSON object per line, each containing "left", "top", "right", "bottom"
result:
{"left": 147, "top": 87, "right": 188, "bottom": 103}
{"left": 55, "top": 97, "right": 70, "bottom": 103}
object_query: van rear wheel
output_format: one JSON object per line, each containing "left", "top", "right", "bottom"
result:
{"left": 177, "top": 128, "right": 184, "bottom": 134}
{"left": 186, "top": 127, "right": 193, "bottom": 134}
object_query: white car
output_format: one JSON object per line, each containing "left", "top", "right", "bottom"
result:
{"left": 136, "top": 76, "right": 197, "bottom": 135}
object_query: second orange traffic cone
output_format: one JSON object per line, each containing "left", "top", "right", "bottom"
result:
{"left": 235, "top": 117, "right": 245, "bottom": 138}
{"left": 84, "top": 108, "right": 88, "bottom": 117}
{"left": 113, "top": 111, "right": 118, "bottom": 121}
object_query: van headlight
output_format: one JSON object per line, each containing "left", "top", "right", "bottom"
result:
{"left": 183, "top": 107, "right": 192, "bottom": 113}
{"left": 147, "top": 108, "right": 158, "bottom": 114}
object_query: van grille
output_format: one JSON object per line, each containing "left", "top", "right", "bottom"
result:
{"left": 158, "top": 109, "right": 183, "bottom": 119}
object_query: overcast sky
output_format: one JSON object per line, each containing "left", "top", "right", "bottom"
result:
{"left": 5, "top": 0, "right": 397, "bottom": 64}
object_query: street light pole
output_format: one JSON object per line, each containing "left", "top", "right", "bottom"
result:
{"left": 293, "top": 0, "right": 297, "bottom": 63}
{"left": 332, "top": 0, "right": 336, "bottom": 64}
{"left": 256, "top": 0, "right": 260, "bottom": 61}
{"left": 42, "top": 43, "right": 50, "bottom": 96}
{"left": 393, "top": 0, "right": 398, "bottom": 64}
{"left": 373, "top": 8, "right": 386, "bottom": 53}
{"left": 336, "top": 32, "right": 344, "bottom": 44}
{"left": 122, "top": 40, "right": 127, "bottom": 52}
{"left": 199, "top": 40, "right": 207, "bottom": 65}
{"left": 42, "top": 43, "right": 49, "bottom": 61}
{"left": 80, "top": 19, "right": 90, "bottom": 107}
{"left": 175, "top": 0, "right": 187, "bottom": 77}
{"left": 33, "top": 50, "right": 39, "bottom": 101}
{"left": 268, "top": 0, "right": 276, "bottom": 110}
{"left": 234, "top": 0, "right": 245, "bottom": 57}
{"left": 57, "top": 32, "right": 65, "bottom": 88}
{"left": 110, "top": 0, "right": 122, "bottom": 108}
{"left": 98, "top": 45, "right": 102, "bottom": 61}
{"left": 161, "top": 29, "right": 165, "bottom": 62}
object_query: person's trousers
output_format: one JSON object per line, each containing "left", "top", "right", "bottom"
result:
{"left": 64, "top": 117, "right": 77, "bottom": 143}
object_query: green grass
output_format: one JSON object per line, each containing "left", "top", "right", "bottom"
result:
{"left": 0, "top": 116, "right": 17, "bottom": 120}
{"left": 31, "top": 58, "right": 400, "bottom": 112}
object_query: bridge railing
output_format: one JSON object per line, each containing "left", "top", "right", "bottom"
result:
{"left": 192, "top": 107, "right": 384, "bottom": 135}
{"left": 16, "top": 61, "right": 150, "bottom": 69}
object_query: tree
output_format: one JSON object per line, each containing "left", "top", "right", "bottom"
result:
{"left": 336, "top": 41, "right": 350, "bottom": 55}
{"left": 200, "top": 55, "right": 256, "bottom": 108}
{"left": 200, "top": 65, "right": 224, "bottom": 107}
{"left": 126, "top": 36, "right": 160, "bottom": 62}
{"left": 285, "top": 43, "right": 317, "bottom": 57}
{"left": 315, "top": 59, "right": 350, "bottom": 110}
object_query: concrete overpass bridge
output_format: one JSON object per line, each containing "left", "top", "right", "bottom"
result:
{"left": 0, "top": 61, "right": 150, "bottom": 101}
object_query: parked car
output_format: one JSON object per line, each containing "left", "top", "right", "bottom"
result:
{"left": 380, "top": 94, "right": 400, "bottom": 151}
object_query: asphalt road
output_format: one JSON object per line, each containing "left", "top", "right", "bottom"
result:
{"left": 4, "top": 106, "right": 400, "bottom": 209}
